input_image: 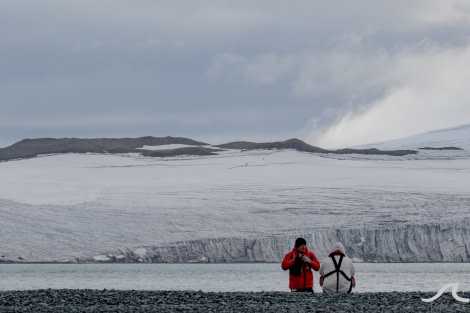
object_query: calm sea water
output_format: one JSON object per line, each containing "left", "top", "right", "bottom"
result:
{"left": 1, "top": 263, "right": 470, "bottom": 293}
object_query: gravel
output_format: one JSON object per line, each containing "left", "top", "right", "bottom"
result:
{"left": 0, "top": 289, "right": 469, "bottom": 312}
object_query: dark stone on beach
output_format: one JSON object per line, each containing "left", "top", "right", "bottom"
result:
{"left": 0, "top": 290, "right": 469, "bottom": 313}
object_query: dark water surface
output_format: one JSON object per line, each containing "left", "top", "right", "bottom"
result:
{"left": 1, "top": 263, "right": 470, "bottom": 293}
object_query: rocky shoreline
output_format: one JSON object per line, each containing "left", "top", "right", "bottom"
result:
{"left": 0, "top": 289, "right": 468, "bottom": 312}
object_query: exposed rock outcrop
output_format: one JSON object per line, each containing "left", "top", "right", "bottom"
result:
{"left": 419, "top": 147, "right": 463, "bottom": 151}
{"left": 0, "top": 137, "right": 208, "bottom": 161}
{"left": 216, "top": 138, "right": 329, "bottom": 153}
{"left": 217, "top": 139, "right": 416, "bottom": 156}
{"left": 0, "top": 136, "right": 418, "bottom": 162}
{"left": 140, "top": 146, "right": 219, "bottom": 157}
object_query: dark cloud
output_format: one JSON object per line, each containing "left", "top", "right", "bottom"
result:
{"left": 1, "top": 1, "right": 470, "bottom": 148}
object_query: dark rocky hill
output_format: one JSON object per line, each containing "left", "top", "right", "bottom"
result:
{"left": 0, "top": 136, "right": 417, "bottom": 161}
{"left": 0, "top": 137, "right": 208, "bottom": 161}
{"left": 217, "top": 138, "right": 416, "bottom": 156}
{"left": 216, "top": 138, "right": 329, "bottom": 153}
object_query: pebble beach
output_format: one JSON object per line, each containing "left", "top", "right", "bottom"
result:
{"left": 1, "top": 289, "right": 469, "bottom": 313}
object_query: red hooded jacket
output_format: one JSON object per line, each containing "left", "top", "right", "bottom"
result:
{"left": 281, "top": 246, "right": 320, "bottom": 290}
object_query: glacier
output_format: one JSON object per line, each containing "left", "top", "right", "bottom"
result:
{"left": 87, "top": 217, "right": 470, "bottom": 263}
{"left": 0, "top": 124, "right": 470, "bottom": 263}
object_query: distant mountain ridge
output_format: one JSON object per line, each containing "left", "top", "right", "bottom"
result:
{"left": 0, "top": 137, "right": 209, "bottom": 161}
{"left": 0, "top": 136, "right": 417, "bottom": 161}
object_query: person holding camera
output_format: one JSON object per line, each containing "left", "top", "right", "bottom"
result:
{"left": 281, "top": 237, "right": 320, "bottom": 292}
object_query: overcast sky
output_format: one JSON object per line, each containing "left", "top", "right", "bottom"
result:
{"left": 2, "top": 1, "right": 470, "bottom": 149}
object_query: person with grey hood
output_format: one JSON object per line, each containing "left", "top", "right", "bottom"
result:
{"left": 319, "top": 242, "right": 356, "bottom": 293}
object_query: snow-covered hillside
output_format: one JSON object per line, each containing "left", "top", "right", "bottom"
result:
{"left": 0, "top": 124, "right": 469, "bottom": 263}
{"left": 354, "top": 123, "right": 470, "bottom": 150}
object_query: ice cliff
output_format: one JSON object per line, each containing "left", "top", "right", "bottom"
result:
{"left": 89, "top": 217, "right": 470, "bottom": 263}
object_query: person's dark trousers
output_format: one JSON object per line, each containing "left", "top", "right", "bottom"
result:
{"left": 291, "top": 288, "right": 313, "bottom": 292}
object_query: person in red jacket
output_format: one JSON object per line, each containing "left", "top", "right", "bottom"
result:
{"left": 281, "top": 237, "right": 320, "bottom": 292}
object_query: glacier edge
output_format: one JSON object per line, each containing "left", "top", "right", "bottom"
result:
{"left": 86, "top": 218, "right": 470, "bottom": 263}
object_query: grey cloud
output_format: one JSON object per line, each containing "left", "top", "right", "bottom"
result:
{"left": 2, "top": 1, "right": 470, "bottom": 148}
